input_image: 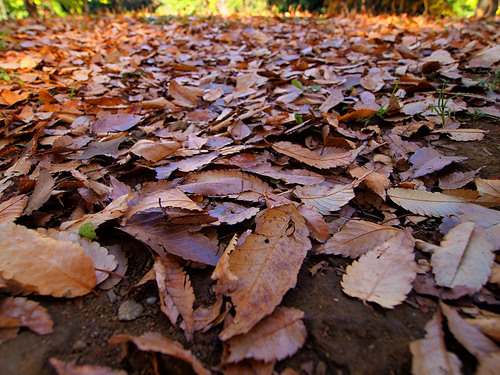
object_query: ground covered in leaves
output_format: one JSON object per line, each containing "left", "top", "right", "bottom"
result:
{"left": 0, "top": 13, "right": 499, "bottom": 375}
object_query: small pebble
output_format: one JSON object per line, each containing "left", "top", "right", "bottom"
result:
{"left": 72, "top": 339, "right": 87, "bottom": 351}
{"left": 145, "top": 297, "right": 158, "bottom": 305}
{"left": 118, "top": 300, "right": 143, "bottom": 321}
{"left": 107, "top": 290, "right": 118, "bottom": 303}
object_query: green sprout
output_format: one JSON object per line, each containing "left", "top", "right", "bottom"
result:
{"left": 291, "top": 79, "right": 306, "bottom": 91}
{"left": 431, "top": 83, "right": 453, "bottom": 125}
{"left": 294, "top": 113, "right": 304, "bottom": 124}
{"left": 78, "top": 222, "right": 97, "bottom": 240}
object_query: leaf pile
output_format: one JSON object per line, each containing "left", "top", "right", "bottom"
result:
{"left": 0, "top": 14, "right": 499, "bottom": 373}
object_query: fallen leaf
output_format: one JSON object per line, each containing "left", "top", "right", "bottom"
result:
{"left": 409, "top": 311, "right": 462, "bottom": 375}
{"left": 154, "top": 255, "right": 195, "bottom": 341}
{"left": 475, "top": 178, "right": 500, "bottom": 207}
{"left": 441, "top": 302, "right": 500, "bottom": 375}
{"left": 350, "top": 166, "right": 389, "bottom": 199}
{"left": 126, "top": 187, "right": 202, "bottom": 219}
{"left": 388, "top": 188, "right": 467, "bottom": 217}
{"left": 122, "top": 214, "right": 220, "bottom": 266}
{"left": 0, "top": 222, "right": 97, "bottom": 297}
{"left": 193, "top": 297, "right": 224, "bottom": 332}
{"left": 109, "top": 332, "right": 210, "bottom": 375}
{"left": 439, "top": 169, "right": 480, "bottom": 190}
{"left": 0, "top": 297, "right": 53, "bottom": 339}
{"left": 466, "top": 314, "right": 500, "bottom": 343}
{"left": 316, "top": 219, "right": 401, "bottom": 258}
{"left": 431, "top": 222, "right": 495, "bottom": 292}
{"left": 208, "top": 202, "right": 261, "bottom": 225}
{"left": 341, "top": 230, "right": 417, "bottom": 308}
{"left": 408, "top": 147, "right": 466, "bottom": 178}
{"left": 40, "top": 229, "right": 117, "bottom": 284}
{"left": 212, "top": 234, "right": 239, "bottom": 296}
{"left": 272, "top": 141, "right": 351, "bottom": 169}
{"left": 0, "top": 195, "right": 28, "bottom": 223}
{"left": 156, "top": 151, "right": 219, "bottom": 179}
{"left": 49, "top": 358, "right": 127, "bottom": 375}
{"left": 433, "top": 128, "right": 486, "bottom": 141}
{"left": 180, "top": 170, "right": 271, "bottom": 201}
{"left": 338, "top": 108, "right": 377, "bottom": 122}
{"left": 169, "top": 80, "right": 204, "bottom": 107}
{"left": 129, "top": 140, "right": 181, "bottom": 162}
{"left": 243, "top": 163, "right": 325, "bottom": 185}
{"left": 222, "top": 359, "right": 275, "bottom": 375}
{"left": 24, "top": 168, "right": 55, "bottom": 216}
{"left": 223, "top": 306, "right": 306, "bottom": 364}
{"left": 219, "top": 205, "right": 311, "bottom": 340}
{"left": 92, "top": 113, "right": 143, "bottom": 134}
{"left": 293, "top": 182, "right": 356, "bottom": 215}
{"left": 297, "top": 204, "right": 330, "bottom": 243}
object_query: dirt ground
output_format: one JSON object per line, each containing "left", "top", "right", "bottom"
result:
{"left": 0, "top": 116, "right": 498, "bottom": 375}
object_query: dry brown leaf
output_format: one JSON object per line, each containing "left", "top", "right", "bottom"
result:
{"left": 341, "top": 229, "right": 417, "bottom": 308}
{"left": 350, "top": 166, "right": 389, "bottom": 199}
{"left": 219, "top": 205, "right": 311, "bottom": 340}
{"left": 212, "top": 234, "right": 239, "bottom": 296}
{"left": 431, "top": 222, "right": 495, "bottom": 292}
{"left": 24, "top": 168, "right": 55, "bottom": 216}
{"left": 169, "top": 80, "right": 204, "bottom": 107}
{"left": 109, "top": 332, "right": 210, "bottom": 375}
{"left": 0, "top": 222, "right": 97, "bottom": 297}
{"left": 475, "top": 178, "right": 500, "bottom": 207}
{"left": 441, "top": 303, "right": 500, "bottom": 374}
{"left": 193, "top": 297, "right": 224, "bottom": 332}
{"left": 408, "top": 147, "right": 466, "bottom": 178}
{"left": 156, "top": 151, "right": 219, "bottom": 179}
{"left": 154, "top": 255, "right": 195, "bottom": 341}
{"left": 223, "top": 307, "right": 307, "bottom": 364}
{"left": 272, "top": 141, "right": 351, "bottom": 169}
{"left": 319, "top": 88, "right": 344, "bottom": 113}
{"left": 126, "top": 188, "right": 201, "bottom": 219}
{"left": 243, "top": 163, "right": 325, "bottom": 185}
{"left": 466, "top": 315, "right": 500, "bottom": 343}
{"left": 409, "top": 311, "right": 462, "bottom": 375}
{"left": 297, "top": 204, "right": 330, "bottom": 243}
{"left": 49, "top": 358, "right": 127, "bottom": 375}
{"left": 129, "top": 139, "right": 181, "bottom": 162}
{"left": 0, "top": 297, "right": 53, "bottom": 337}
{"left": 92, "top": 113, "right": 143, "bottom": 134}
{"left": 433, "top": 128, "right": 486, "bottom": 142}
{"left": 40, "top": 229, "right": 117, "bottom": 284}
{"left": 293, "top": 182, "right": 356, "bottom": 215}
{"left": 316, "top": 219, "right": 401, "bottom": 258}
{"left": 60, "top": 193, "right": 132, "bottom": 232}
{"left": 439, "top": 170, "right": 480, "bottom": 190}
{"left": 0, "top": 195, "right": 28, "bottom": 223}
{"left": 208, "top": 202, "right": 261, "bottom": 225}
{"left": 122, "top": 216, "right": 220, "bottom": 266}
{"left": 180, "top": 170, "right": 271, "bottom": 201}
{"left": 222, "top": 359, "right": 275, "bottom": 375}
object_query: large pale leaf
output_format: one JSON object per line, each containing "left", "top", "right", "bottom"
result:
{"left": 272, "top": 141, "right": 351, "bottom": 169}
{"left": 316, "top": 219, "right": 401, "bottom": 258}
{"left": 293, "top": 182, "right": 356, "bottom": 215}
{"left": 408, "top": 147, "right": 466, "bottom": 178}
{"left": 223, "top": 307, "right": 307, "bottom": 364}
{"left": 410, "top": 312, "right": 462, "bottom": 375}
{"left": 431, "top": 222, "right": 495, "bottom": 292}
{"left": 388, "top": 188, "right": 467, "bottom": 217}
{"left": 129, "top": 139, "right": 180, "bottom": 162}
{"left": 475, "top": 178, "right": 500, "bottom": 207}
{"left": 243, "top": 163, "right": 325, "bottom": 185}
{"left": 109, "top": 332, "right": 210, "bottom": 375}
{"left": 154, "top": 255, "right": 195, "bottom": 341}
{"left": 0, "top": 222, "right": 97, "bottom": 297}
{"left": 341, "top": 230, "right": 417, "bottom": 308}
{"left": 219, "top": 205, "right": 311, "bottom": 340}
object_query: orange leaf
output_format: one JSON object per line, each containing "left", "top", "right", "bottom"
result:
{"left": 0, "top": 222, "right": 97, "bottom": 297}
{"left": 338, "top": 109, "right": 377, "bottom": 122}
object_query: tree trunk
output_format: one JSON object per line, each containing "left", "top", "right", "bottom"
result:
{"left": 477, "top": 0, "right": 499, "bottom": 16}
{"left": 24, "top": 0, "right": 39, "bottom": 18}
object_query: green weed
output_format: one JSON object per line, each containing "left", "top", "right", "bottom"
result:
{"left": 431, "top": 83, "right": 453, "bottom": 125}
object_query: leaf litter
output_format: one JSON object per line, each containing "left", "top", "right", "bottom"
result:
{"left": 0, "top": 13, "right": 499, "bottom": 374}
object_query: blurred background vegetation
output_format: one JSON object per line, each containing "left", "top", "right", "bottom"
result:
{"left": 0, "top": 0, "right": 497, "bottom": 21}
